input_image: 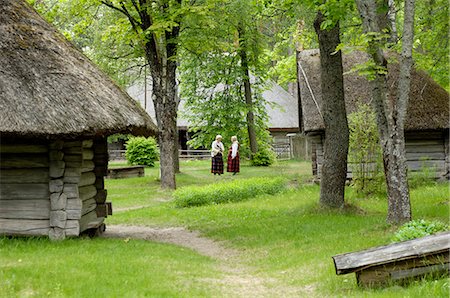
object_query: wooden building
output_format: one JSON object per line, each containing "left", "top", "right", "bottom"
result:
{"left": 0, "top": 0, "right": 157, "bottom": 239}
{"left": 297, "top": 49, "right": 449, "bottom": 179}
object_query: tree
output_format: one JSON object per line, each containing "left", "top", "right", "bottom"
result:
{"left": 356, "top": 0, "right": 414, "bottom": 224}
{"left": 313, "top": 7, "right": 349, "bottom": 208}
{"left": 98, "top": 0, "right": 186, "bottom": 189}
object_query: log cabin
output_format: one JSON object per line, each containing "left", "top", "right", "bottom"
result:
{"left": 297, "top": 49, "right": 449, "bottom": 179}
{"left": 0, "top": 0, "right": 157, "bottom": 239}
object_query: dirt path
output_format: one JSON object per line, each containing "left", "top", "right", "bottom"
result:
{"left": 102, "top": 225, "right": 308, "bottom": 297}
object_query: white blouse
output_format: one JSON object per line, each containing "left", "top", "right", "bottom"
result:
{"left": 231, "top": 142, "right": 239, "bottom": 159}
{"left": 211, "top": 140, "right": 224, "bottom": 157}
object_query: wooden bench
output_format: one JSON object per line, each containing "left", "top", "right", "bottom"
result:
{"left": 332, "top": 231, "right": 450, "bottom": 287}
{"left": 107, "top": 166, "right": 145, "bottom": 179}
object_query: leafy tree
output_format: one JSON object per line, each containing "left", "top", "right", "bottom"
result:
{"left": 178, "top": 0, "right": 272, "bottom": 158}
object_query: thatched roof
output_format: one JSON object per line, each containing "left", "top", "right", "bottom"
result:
{"left": 0, "top": 0, "right": 157, "bottom": 139}
{"left": 298, "top": 49, "right": 449, "bottom": 133}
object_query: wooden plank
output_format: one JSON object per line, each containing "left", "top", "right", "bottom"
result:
{"left": 94, "top": 189, "right": 107, "bottom": 203}
{"left": 79, "top": 185, "right": 97, "bottom": 201}
{"left": 405, "top": 144, "right": 445, "bottom": 153}
{"left": 406, "top": 160, "right": 445, "bottom": 171}
{"left": 0, "top": 200, "right": 50, "bottom": 219}
{"left": 405, "top": 152, "right": 445, "bottom": 160}
{"left": 333, "top": 231, "right": 450, "bottom": 275}
{"left": 66, "top": 208, "right": 81, "bottom": 220}
{"left": 107, "top": 166, "right": 145, "bottom": 179}
{"left": 79, "top": 172, "right": 96, "bottom": 187}
{"left": 0, "top": 155, "right": 48, "bottom": 168}
{"left": 0, "top": 144, "right": 48, "bottom": 154}
{"left": 94, "top": 177, "right": 104, "bottom": 190}
{"left": 0, "top": 168, "right": 49, "bottom": 183}
{"left": 64, "top": 155, "right": 83, "bottom": 162}
{"left": 66, "top": 198, "right": 82, "bottom": 210}
{"left": 0, "top": 183, "right": 49, "bottom": 200}
{"left": 49, "top": 150, "right": 64, "bottom": 161}
{"left": 64, "top": 146, "right": 82, "bottom": 155}
{"left": 65, "top": 220, "right": 80, "bottom": 236}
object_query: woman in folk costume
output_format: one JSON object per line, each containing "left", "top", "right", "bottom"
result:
{"left": 227, "top": 136, "right": 240, "bottom": 175}
{"left": 211, "top": 135, "right": 224, "bottom": 175}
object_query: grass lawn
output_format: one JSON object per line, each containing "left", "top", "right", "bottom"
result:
{"left": 1, "top": 159, "right": 449, "bottom": 297}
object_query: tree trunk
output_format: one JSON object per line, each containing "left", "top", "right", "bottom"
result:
{"left": 356, "top": 0, "right": 412, "bottom": 224}
{"left": 314, "top": 11, "right": 349, "bottom": 208}
{"left": 238, "top": 25, "right": 258, "bottom": 156}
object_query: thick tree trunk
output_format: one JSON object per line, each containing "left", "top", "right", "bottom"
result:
{"left": 238, "top": 25, "right": 258, "bottom": 156}
{"left": 356, "top": 0, "right": 412, "bottom": 224}
{"left": 314, "top": 12, "right": 349, "bottom": 208}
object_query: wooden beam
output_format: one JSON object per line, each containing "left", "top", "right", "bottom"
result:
{"left": 0, "top": 200, "right": 50, "bottom": 219}
{"left": 0, "top": 144, "right": 48, "bottom": 154}
{"left": 0, "top": 155, "right": 49, "bottom": 168}
{"left": 79, "top": 185, "right": 97, "bottom": 201}
{"left": 79, "top": 210, "right": 104, "bottom": 233}
{"left": 79, "top": 172, "right": 96, "bottom": 187}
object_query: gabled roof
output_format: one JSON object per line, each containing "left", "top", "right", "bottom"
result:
{"left": 298, "top": 49, "right": 449, "bottom": 133}
{"left": 0, "top": 0, "right": 157, "bottom": 139}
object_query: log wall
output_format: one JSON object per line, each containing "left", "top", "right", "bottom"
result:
{"left": 309, "top": 130, "right": 449, "bottom": 179}
{"left": 0, "top": 137, "right": 110, "bottom": 239}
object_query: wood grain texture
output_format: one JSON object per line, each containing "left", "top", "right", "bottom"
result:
{"left": 0, "top": 168, "right": 49, "bottom": 183}
{"left": 0, "top": 183, "right": 49, "bottom": 200}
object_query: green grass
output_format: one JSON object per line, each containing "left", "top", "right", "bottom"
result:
{"left": 1, "top": 159, "right": 449, "bottom": 297}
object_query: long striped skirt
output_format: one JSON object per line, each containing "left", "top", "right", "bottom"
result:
{"left": 211, "top": 153, "right": 224, "bottom": 174}
{"left": 227, "top": 151, "right": 240, "bottom": 173}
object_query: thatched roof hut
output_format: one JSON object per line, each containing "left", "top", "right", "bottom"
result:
{"left": 0, "top": 0, "right": 157, "bottom": 139}
{"left": 297, "top": 49, "right": 449, "bottom": 178}
{"left": 0, "top": 0, "right": 157, "bottom": 239}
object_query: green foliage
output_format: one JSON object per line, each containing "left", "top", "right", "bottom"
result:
{"left": 107, "top": 134, "right": 131, "bottom": 144}
{"left": 251, "top": 146, "right": 276, "bottom": 166}
{"left": 348, "top": 104, "right": 384, "bottom": 196}
{"left": 408, "top": 157, "right": 438, "bottom": 189}
{"left": 125, "top": 137, "right": 159, "bottom": 167}
{"left": 392, "top": 219, "right": 448, "bottom": 242}
{"left": 173, "top": 177, "right": 286, "bottom": 208}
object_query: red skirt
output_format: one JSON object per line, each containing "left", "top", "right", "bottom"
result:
{"left": 227, "top": 149, "right": 240, "bottom": 173}
{"left": 211, "top": 153, "right": 224, "bottom": 174}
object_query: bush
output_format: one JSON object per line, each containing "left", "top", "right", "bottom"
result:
{"left": 125, "top": 137, "right": 159, "bottom": 167}
{"left": 174, "top": 177, "right": 286, "bottom": 208}
{"left": 251, "top": 147, "right": 276, "bottom": 166}
{"left": 392, "top": 219, "right": 448, "bottom": 242}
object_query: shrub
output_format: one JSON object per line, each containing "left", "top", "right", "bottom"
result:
{"left": 125, "top": 136, "right": 159, "bottom": 167}
{"left": 348, "top": 104, "right": 385, "bottom": 196}
{"left": 251, "top": 147, "right": 276, "bottom": 166}
{"left": 392, "top": 219, "right": 448, "bottom": 242}
{"left": 174, "top": 177, "right": 286, "bottom": 208}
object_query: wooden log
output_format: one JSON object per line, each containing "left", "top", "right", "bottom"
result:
{"left": 0, "top": 155, "right": 48, "bottom": 168}
{"left": 0, "top": 183, "right": 49, "bottom": 200}
{"left": 49, "top": 141, "right": 64, "bottom": 150}
{"left": 94, "top": 166, "right": 108, "bottom": 177}
{"left": 64, "top": 146, "right": 83, "bottom": 155}
{"left": 405, "top": 152, "right": 445, "bottom": 160}
{"left": 94, "top": 189, "right": 107, "bottom": 204}
{"left": 79, "top": 172, "right": 96, "bottom": 187}
{"left": 66, "top": 198, "right": 82, "bottom": 210}
{"left": 65, "top": 220, "right": 80, "bottom": 236}
{"left": 82, "top": 149, "right": 94, "bottom": 160}
{"left": 64, "top": 141, "right": 82, "bottom": 148}
{"left": 94, "top": 177, "right": 104, "bottom": 190}
{"left": 79, "top": 185, "right": 97, "bottom": 201}
{"left": 64, "top": 155, "right": 83, "bottom": 162}
{"left": 79, "top": 210, "right": 104, "bottom": 233}
{"left": 66, "top": 208, "right": 81, "bottom": 220}
{"left": 48, "top": 227, "right": 65, "bottom": 240}
{"left": 49, "top": 179, "right": 64, "bottom": 193}
{"left": 64, "top": 167, "right": 81, "bottom": 184}
{"left": 405, "top": 144, "right": 445, "bottom": 153}
{"left": 81, "top": 161, "right": 95, "bottom": 173}
{"left": 49, "top": 160, "right": 65, "bottom": 178}
{"left": 0, "top": 199, "right": 50, "bottom": 219}
{"left": 82, "top": 139, "right": 94, "bottom": 148}
{"left": 96, "top": 202, "right": 112, "bottom": 217}
{"left": 0, "top": 168, "right": 49, "bottom": 183}
{"left": 0, "top": 144, "right": 48, "bottom": 154}
{"left": 49, "top": 150, "right": 64, "bottom": 161}
{"left": 50, "top": 210, "right": 67, "bottom": 228}
{"left": 93, "top": 154, "right": 109, "bottom": 164}
{"left": 0, "top": 219, "right": 50, "bottom": 236}
{"left": 50, "top": 193, "right": 67, "bottom": 211}
{"left": 63, "top": 184, "right": 79, "bottom": 199}
{"left": 82, "top": 198, "right": 97, "bottom": 216}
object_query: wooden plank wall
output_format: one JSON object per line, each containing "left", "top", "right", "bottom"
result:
{"left": 311, "top": 131, "right": 448, "bottom": 179}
